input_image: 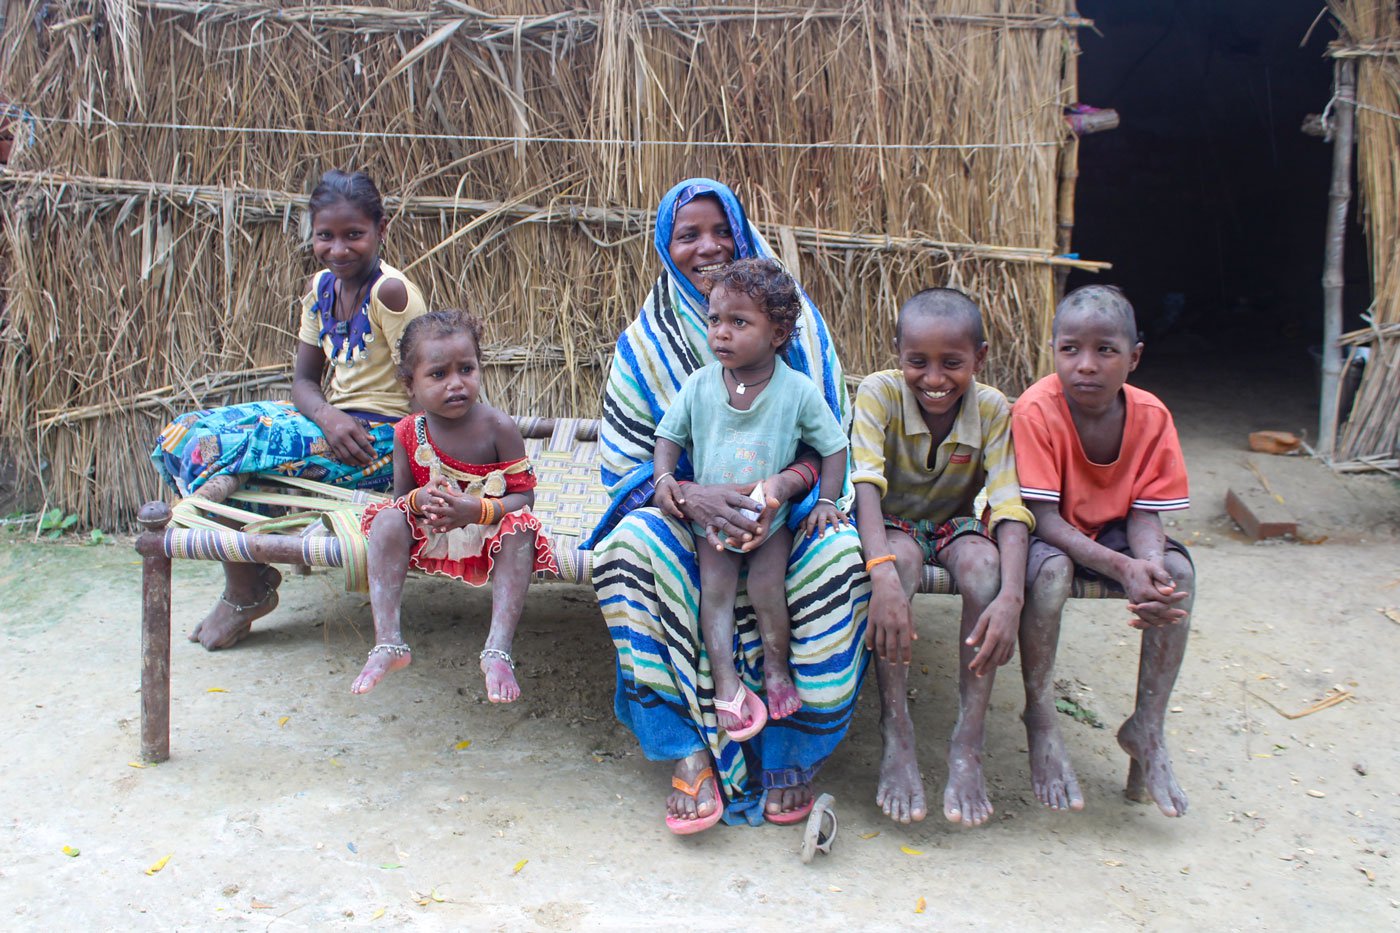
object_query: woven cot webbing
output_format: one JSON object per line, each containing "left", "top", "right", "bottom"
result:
{"left": 917, "top": 564, "right": 1126, "bottom": 599}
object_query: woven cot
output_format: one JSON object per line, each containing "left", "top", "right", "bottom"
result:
{"left": 133, "top": 415, "right": 1123, "bottom": 762}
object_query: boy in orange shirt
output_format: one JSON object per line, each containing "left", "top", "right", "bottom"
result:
{"left": 1011, "top": 285, "right": 1194, "bottom": 818}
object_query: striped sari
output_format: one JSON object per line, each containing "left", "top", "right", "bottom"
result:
{"left": 586, "top": 178, "right": 870, "bottom": 822}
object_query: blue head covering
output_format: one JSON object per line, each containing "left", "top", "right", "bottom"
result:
{"left": 653, "top": 179, "right": 758, "bottom": 306}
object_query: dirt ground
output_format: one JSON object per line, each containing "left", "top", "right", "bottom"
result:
{"left": 3, "top": 356, "right": 1400, "bottom": 930}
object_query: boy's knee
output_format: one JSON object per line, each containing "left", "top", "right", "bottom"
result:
{"left": 1027, "top": 555, "right": 1072, "bottom": 610}
{"left": 955, "top": 542, "right": 1001, "bottom": 604}
{"left": 1164, "top": 551, "right": 1195, "bottom": 591}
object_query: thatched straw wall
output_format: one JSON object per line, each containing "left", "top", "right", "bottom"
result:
{"left": 1329, "top": 1, "right": 1400, "bottom": 467}
{"left": 0, "top": 0, "right": 1097, "bottom": 528}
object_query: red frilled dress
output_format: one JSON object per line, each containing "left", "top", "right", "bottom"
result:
{"left": 361, "top": 413, "right": 558, "bottom": 585}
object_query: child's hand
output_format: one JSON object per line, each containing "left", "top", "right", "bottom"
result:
{"left": 865, "top": 567, "right": 916, "bottom": 663}
{"left": 653, "top": 475, "right": 686, "bottom": 520}
{"left": 420, "top": 479, "right": 478, "bottom": 532}
{"left": 1122, "top": 558, "right": 1188, "bottom": 627}
{"left": 801, "top": 500, "right": 848, "bottom": 540}
{"left": 966, "top": 592, "right": 1022, "bottom": 676}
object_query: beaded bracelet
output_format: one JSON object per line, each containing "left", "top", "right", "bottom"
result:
{"left": 865, "top": 554, "right": 897, "bottom": 572}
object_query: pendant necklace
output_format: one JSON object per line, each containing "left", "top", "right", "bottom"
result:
{"left": 728, "top": 364, "right": 774, "bottom": 396}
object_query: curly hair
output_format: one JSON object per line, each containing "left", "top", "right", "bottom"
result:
{"left": 703, "top": 257, "right": 802, "bottom": 351}
{"left": 396, "top": 308, "right": 486, "bottom": 380}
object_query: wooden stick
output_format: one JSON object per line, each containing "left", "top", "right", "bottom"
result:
{"left": 136, "top": 501, "right": 174, "bottom": 763}
{"left": 1319, "top": 59, "right": 1356, "bottom": 460}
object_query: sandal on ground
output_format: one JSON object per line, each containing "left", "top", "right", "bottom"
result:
{"left": 665, "top": 766, "right": 723, "bottom": 835}
{"left": 764, "top": 791, "right": 817, "bottom": 825}
{"left": 715, "top": 684, "right": 768, "bottom": 742}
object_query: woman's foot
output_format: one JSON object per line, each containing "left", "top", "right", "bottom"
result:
{"left": 480, "top": 648, "right": 520, "bottom": 703}
{"left": 351, "top": 643, "right": 412, "bottom": 695}
{"left": 667, "top": 750, "right": 721, "bottom": 825}
{"left": 763, "top": 659, "right": 803, "bottom": 720}
{"left": 765, "top": 783, "right": 814, "bottom": 822}
{"left": 189, "top": 566, "right": 281, "bottom": 650}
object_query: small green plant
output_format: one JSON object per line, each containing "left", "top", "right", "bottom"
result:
{"left": 37, "top": 508, "right": 79, "bottom": 539}
{"left": 88, "top": 528, "right": 110, "bottom": 545}
{"left": 1055, "top": 696, "right": 1105, "bottom": 729}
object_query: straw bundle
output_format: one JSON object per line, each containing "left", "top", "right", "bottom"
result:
{"left": 1, "top": 0, "right": 1093, "bottom": 528}
{"left": 1329, "top": 1, "right": 1400, "bottom": 466}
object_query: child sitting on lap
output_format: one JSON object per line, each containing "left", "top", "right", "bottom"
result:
{"left": 353, "top": 309, "right": 558, "bottom": 700}
{"left": 652, "top": 258, "right": 850, "bottom": 741}
{"left": 1012, "top": 284, "right": 1194, "bottom": 818}
{"left": 851, "top": 288, "right": 1032, "bottom": 827}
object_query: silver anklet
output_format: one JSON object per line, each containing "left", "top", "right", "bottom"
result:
{"left": 480, "top": 648, "right": 514, "bottom": 669}
{"left": 219, "top": 589, "right": 275, "bottom": 613}
{"left": 368, "top": 643, "right": 410, "bottom": 659}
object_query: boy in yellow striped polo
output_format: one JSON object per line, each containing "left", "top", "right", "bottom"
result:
{"left": 851, "top": 288, "right": 1031, "bottom": 828}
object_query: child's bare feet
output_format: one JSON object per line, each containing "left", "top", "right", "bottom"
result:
{"left": 667, "top": 750, "right": 721, "bottom": 823}
{"left": 1118, "top": 714, "right": 1188, "bottom": 817}
{"left": 763, "top": 660, "right": 802, "bottom": 720}
{"left": 189, "top": 566, "right": 281, "bottom": 650}
{"left": 877, "top": 712, "right": 927, "bottom": 823}
{"left": 351, "top": 643, "right": 411, "bottom": 695}
{"left": 1024, "top": 710, "right": 1085, "bottom": 812}
{"left": 480, "top": 648, "right": 520, "bottom": 703}
{"left": 943, "top": 741, "right": 993, "bottom": 826}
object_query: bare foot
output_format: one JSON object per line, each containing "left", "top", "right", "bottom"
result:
{"left": 350, "top": 644, "right": 412, "bottom": 695}
{"left": 765, "top": 783, "right": 813, "bottom": 819}
{"left": 1118, "top": 714, "right": 1188, "bottom": 817}
{"left": 943, "top": 741, "right": 993, "bottom": 826}
{"left": 481, "top": 654, "right": 520, "bottom": 703}
{"left": 189, "top": 567, "right": 281, "bottom": 650}
{"left": 667, "top": 751, "right": 721, "bottom": 823}
{"left": 1025, "top": 711, "right": 1085, "bottom": 812}
{"left": 876, "top": 715, "right": 927, "bottom": 823}
{"left": 763, "top": 660, "right": 802, "bottom": 720}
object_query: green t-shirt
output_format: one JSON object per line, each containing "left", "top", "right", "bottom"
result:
{"left": 655, "top": 359, "right": 848, "bottom": 530}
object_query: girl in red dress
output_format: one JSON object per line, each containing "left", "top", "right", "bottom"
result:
{"left": 352, "top": 309, "right": 557, "bottom": 700}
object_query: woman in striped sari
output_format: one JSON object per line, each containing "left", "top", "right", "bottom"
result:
{"left": 586, "top": 179, "right": 870, "bottom": 831}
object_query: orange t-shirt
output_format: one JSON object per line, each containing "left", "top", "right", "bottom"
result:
{"left": 1011, "top": 375, "right": 1189, "bottom": 539}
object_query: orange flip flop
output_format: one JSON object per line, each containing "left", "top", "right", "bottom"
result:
{"left": 665, "top": 766, "right": 724, "bottom": 835}
{"left": 715, "top": 684, "right": 768, "bottom": 742}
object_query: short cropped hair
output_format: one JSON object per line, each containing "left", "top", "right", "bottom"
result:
{"left": 896, "top": 287, "right": 985, "bottom": 347}
{"left": 309, "top": 169, "right": 385, "bottom": 225}
{"left": 397, "top": 308, "right": 486, "bottom": 380}
{"left": 1053, "top": 285, "right": 1139, "bottom": 343}
{"left": 705, "top": 258, "right": 802, "bottom": 351}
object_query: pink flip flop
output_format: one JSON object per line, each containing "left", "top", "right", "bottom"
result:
{"left": 665, "top": 766, "right": 724, "bottom": 835}
{"left": 764, "top": 793, "right": 816, "bottom": 825}
{"left": 715, "top": 684, "right": 768, "bottom": 742}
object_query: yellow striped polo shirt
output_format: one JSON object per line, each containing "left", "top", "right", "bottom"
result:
{"left": 850, "top": 371, "right": 1034, "bottom": 531}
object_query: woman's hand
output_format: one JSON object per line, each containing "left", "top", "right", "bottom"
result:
{"left": 676, "top": 482, "right": 768, "bottom": 551}
{"left": 316, "top": 407, "right": 377, "bottom": 466}
{"left": 419, "top": 478, "right": 479, "bottom": 532}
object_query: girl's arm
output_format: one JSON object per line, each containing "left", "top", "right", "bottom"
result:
{"left": 799, "top": 447, "right": 850, "bottom": 538}
{"left": 391, "top": 434, "right": 415, "bottom": 497}
{"left": 291, "top": 342, "right": 376, "bottom": 466}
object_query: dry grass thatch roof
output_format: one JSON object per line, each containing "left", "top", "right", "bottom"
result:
{"left": 1, "top": 0, "right": 1094, "bottom": 528}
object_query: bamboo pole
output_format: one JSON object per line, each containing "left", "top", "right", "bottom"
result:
{"left": 1320, "top": 59, "right": 1356, "bottom": 460}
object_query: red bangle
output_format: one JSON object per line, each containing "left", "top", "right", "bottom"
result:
{"left": 785, "top": 463, "right": 817, "bottom": 491}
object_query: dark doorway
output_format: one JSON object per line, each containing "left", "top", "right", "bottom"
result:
{"left": 1068, "top": 0, "right": 1367, "bottom": 395}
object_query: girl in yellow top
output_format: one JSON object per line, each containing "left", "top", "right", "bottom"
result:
{"left": 152, "top": 169, "right": 427, "bottom": 649}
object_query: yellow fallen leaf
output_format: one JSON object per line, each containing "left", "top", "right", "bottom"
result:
{"left": 206, "top": 687, "right": 227, "bottom": 693}
{"left": 127, "top": 761, "right": 146, "bottom": 769}
{"left": 454, "top": 740, "right": 471, "bottom": 751}
{"left": 1102, "top": 859, "right": 1124, "bottom": 867}
{"left": 900, "top": 845, "right": 924, "bottom": 856}
{"left": 430, "top": 889, "right": 445, "bottom": 903}
{"left": 329, "top": 758, "right": 342, "bottom": 767}
{"left": 915, "top": 896, "right": 927, "bottom": 913}
{"left": 828, "top": 885, "right": 842, "bottom": 892}
{"left": 371, "top": 908, "right": 386, "bottom": 920}
{"left": 512, "top": 859, "right": 528, "bottom": 875}
{"left": 145, "top": 853, "right": 171, "bottom": 875}
{"left": 62, "top": 845, "right": 80, "bottom": 857}
{"left": 859, "top": 831, "right": 880, "bottom": 840}
{"left": 278, "top": 717, "right": 290, "bottom": 728}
